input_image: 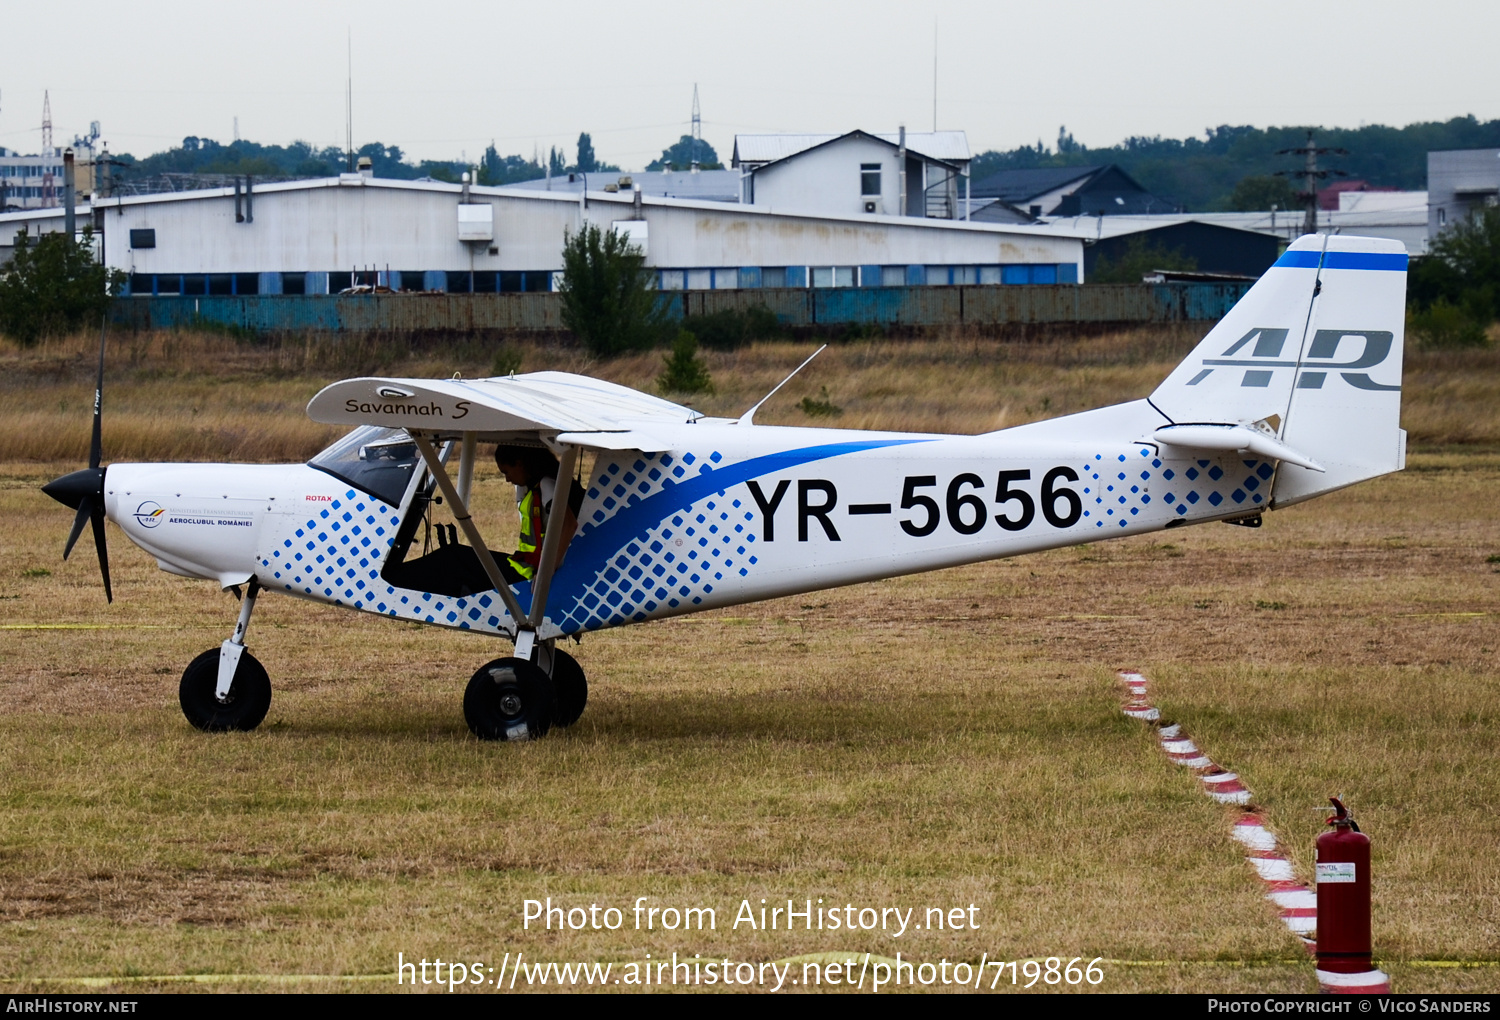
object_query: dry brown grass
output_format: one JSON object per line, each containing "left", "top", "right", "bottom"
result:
{"left": 5, "top": 325, "right": 1497, "bottom": 463}
{"left": 0, "top": 330, "right": 1496, "bottom": 994}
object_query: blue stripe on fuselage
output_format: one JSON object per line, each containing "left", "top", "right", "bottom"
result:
{"left": 524, "top": 437, "right": 931, "bottom": 618}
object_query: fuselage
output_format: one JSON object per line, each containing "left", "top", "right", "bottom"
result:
{"left": 103, "top": 399, "right": 1276, "bottom": 641}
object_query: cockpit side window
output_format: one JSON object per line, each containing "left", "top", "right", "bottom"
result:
{"left": 308, "top": 426, "right": 419, "bottom": 506}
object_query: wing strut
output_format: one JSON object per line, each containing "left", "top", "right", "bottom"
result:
{"left": 456, "top": 431, "right": 477, "bottom": 505}
{"left": 410, "top": 432, "right": 529, "bottom": 634}
{"left": 526, "top": 443, "right": 579, "bottom": 630}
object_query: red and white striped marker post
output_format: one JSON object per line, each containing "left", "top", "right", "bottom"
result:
{"left": 1315, "top": 797, "right": 1390, "bottom": 994}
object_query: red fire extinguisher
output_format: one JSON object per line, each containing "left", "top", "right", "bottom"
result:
{"left": 1316, "top": 796, "right": 1387, "bottom": 992}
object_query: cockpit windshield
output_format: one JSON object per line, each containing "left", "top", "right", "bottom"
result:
{"left": 308, "top": 426, "right": 420, "bottom": 506}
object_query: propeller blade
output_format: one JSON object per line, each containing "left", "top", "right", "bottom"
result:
{"left": 89, "top": 317, "right": 107, "bottom": 470}
{"left": 63, "top": 497, "right": 92, "bottom": 560}
{"left": 90, "top": 500, "right": 112, "bottom": 603}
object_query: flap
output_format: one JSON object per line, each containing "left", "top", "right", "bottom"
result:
{"left": 554, "top": 430, "right": 673, "bottom": 453}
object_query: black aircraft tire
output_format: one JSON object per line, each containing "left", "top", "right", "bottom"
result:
{"left": 464, "top": 657, "right": 555, "bottom": 741}
{"left": 179, "top": 648, "right": 272, "bottom": 732}
{"left": 548, "top": 649, "right": 588, "bottom": 728}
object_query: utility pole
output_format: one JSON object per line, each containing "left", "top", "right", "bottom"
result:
{"left": 1275, "top": 131, "right": 1348, "bottom": 236}
{"left": 690, "top": 84, "right": 702, "bottom": 173}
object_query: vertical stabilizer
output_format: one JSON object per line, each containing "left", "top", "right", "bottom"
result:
{"left": 1149, "top": 234, "right": 1407, "bottom": 508}
{"left": 1272, "top": 236, "right": 1407, "bottom": 505}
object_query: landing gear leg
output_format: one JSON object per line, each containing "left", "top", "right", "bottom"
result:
{"left": 179, "top": 579, "right": 272, "bottom": 732}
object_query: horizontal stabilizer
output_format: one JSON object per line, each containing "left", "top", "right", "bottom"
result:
{"left": 1153, "top": 423, "right": 1324, "bottom": 473}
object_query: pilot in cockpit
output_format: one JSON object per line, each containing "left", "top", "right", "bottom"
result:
{"left": 492, "top": 444, "right": 584, "bottom": 585}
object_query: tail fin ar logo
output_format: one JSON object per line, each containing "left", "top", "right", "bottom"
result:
{"left": 1187, "top": 327, "right": 1399, "bottom": 391}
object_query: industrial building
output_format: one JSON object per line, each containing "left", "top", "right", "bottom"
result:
{"left": 0, "top": 147, "right": 71, "bottom": 211}
{"left": 0, "top": 169, "right": 1085, "bottom": 292}
{"left": 1030, "top": 217, "right": 1281, "bottom": 279}
{"left": 1428, "top": 148, "right": 1500, "bottom": 239}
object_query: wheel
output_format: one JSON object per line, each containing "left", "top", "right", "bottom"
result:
{"left": 464, "top": 657, "right": 555, "bottom": 741}
{"left": 179, "top": 647, "right": 272, "bottom": 732}
{"left": 547, "top": 649, "right": 588, "bottom": 728}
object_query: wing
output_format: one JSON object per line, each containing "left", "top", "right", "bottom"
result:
{"left": 306, "top": 371, "right": 695, "bottom": 451}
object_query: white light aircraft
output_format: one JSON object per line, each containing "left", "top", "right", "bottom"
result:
{"left": 43, "top": 235, "right": 1408, "bottom": 740}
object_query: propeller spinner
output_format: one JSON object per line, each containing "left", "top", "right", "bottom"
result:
{"left": 41, "top": 319, "right": 112, "bottom": 602}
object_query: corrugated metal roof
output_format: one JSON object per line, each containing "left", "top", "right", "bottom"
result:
{"left": 501, "top": 170, "right": 741, "bottom": 202}
{"left": 970, "top": 166, "right": 1102, "bottom": 202}
{"left": 734, "top": 130, "right": 969, "bottom": 165}
{"left": 1033, "top": 214, "right": 1282, "bottom": 240}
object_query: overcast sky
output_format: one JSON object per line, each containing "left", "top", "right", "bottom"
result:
{"left": 3, "top": 0, "right": 1496, "bottom": 168}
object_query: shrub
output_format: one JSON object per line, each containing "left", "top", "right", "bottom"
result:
{"left": 1410, "top": 205, "right": 1500, "bottom": 329}
{"left": 657, "top": 330, "right": 714, "bottom": 395}
{"left": 686, "top": 306, "right": 785, "bottom": 350}
{"left": 490, "top": 343, "right": 523, "bottom": 376}
{"left": 0, "top": 227, "right": 124, "bottom": 345}
{"left": 799, "top": 386, "right": 842, "bottom": 417}
{"left": 1408, "top": 298, "right": 1490, "bottom": 349}
{"left": 1091, "top": 237, "right": 1197, "bottom": 284}
{"left": 558, "top": 222, "right": 665, "bottom": 357}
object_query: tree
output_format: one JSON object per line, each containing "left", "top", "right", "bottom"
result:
{"left": 1426, "top": 205, "right": 1500, "bottom": 317}
{"left": 1228, "top": 175, "right": 1300, "bottom": 212}
{"left": 1090, "top": 237, "right": 1198, "bottom": 284}
{"left": 548, "top": 146, "right": 567, "bottom": 177}
{"left": 657, "top": 330, "right": 714, "bottom": 395}
{"left": 575, "top": 133, "right": 598, "bottom": 174}
{"left": 558, "top": 223, "right": 665, "bottom": 357}
{"left": 0, "top": 227, "right": 124, "bottom": 346}
{"left": 647, "top": 135, "right": 723, "bottom": 172}
{"left": 1407, "top": 204, "right": 1500, "bottom": 346}
{"left": 477, "top": 144, "right": 546, "bottom": 186}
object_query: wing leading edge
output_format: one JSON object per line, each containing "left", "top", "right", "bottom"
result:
{"left": 306, "top": 371, "right": 694, "bottom": 451}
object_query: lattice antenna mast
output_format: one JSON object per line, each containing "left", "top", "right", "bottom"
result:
{"left": 41, "top": 91, "right": 56, "bottom": 207}
{"left": 1275, "top": 130, "right": 1348, "bottom": 236}
{"left": 345, "top": 29, "right": 354, "bottom": 172}
{"left": 690, "top": 83, "right": 701, "bottom": 173}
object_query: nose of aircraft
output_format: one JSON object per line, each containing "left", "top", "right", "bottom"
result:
{"left": 42, "top": 466, "right": 104, "bottom": 511}
{"left": 40, "top": 464, "right": 112, "bottom": 602}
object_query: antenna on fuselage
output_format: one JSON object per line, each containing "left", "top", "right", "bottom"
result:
{"left": 737, "top": 344, "right": 827, "bottom": 426}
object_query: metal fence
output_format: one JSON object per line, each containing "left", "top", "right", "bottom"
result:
{"left": 109, "top": 282, "right": 1252, "bottom": 335}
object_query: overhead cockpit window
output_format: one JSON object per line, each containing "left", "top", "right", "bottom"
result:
{"left": 309, "top": 426, "right": 420, "bottom": 506}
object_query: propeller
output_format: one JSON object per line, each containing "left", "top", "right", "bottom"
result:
{"left": 41, "top": 318, "right": 112, "bottom": 602}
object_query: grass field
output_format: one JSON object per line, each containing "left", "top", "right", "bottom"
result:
{"left": 0, "top": 328, "right": 1496, "bottom": 993}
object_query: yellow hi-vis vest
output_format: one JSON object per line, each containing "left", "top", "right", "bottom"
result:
{"left": 508, "top": 485, "right": 545, "bottom": 580}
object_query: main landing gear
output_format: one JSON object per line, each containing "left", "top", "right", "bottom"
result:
{"left": 463, "top": 639, "right": 588, "bottom": 741}
{"left": 174, "top": 576, "right": 588, "bottom": 740}
{"left": 180, "top": 579, "right": 272, "bottom": 732}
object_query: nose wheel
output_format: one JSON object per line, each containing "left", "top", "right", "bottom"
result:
{"left": 180, "top": 579, "right": 272, "bottom": 732}
{"left": 179, "top": 648, "right": 272, "bottom": 731}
